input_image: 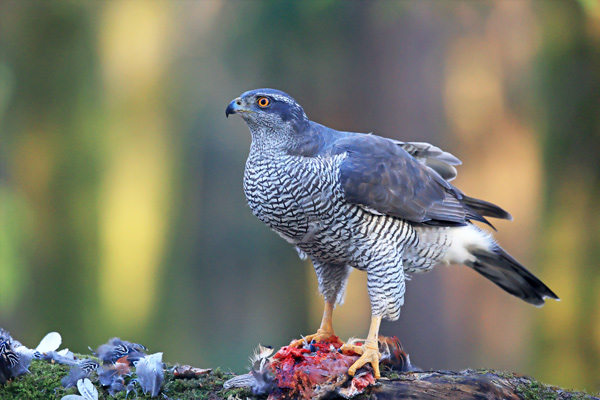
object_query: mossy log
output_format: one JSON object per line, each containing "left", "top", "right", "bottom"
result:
{"left": 369, "top": 369, "right": 597, "bottom": 400}
{"left": 0, "top": 357, "right": 596, "bottom": 400}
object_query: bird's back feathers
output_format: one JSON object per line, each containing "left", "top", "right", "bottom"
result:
{"left": 395, "top": 141, "right": 461, "bottom": 181}
{"left": 289, "top": 123, "right": 510, "bottom": 228}
{"left": 327, "top": 134, "right": 497, "bottom": 227}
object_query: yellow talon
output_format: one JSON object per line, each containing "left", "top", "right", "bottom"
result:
{"left": 290, "top": 328, "right": 342, "bottom": 347}
{"left": 342, "top": 315, "right": 383, "bottom": 379}
{"left": 342, "top": 342, "right": 381, "bottom": 379}
{"left": 291, "top": 301, "right": 344, "bottom": 347}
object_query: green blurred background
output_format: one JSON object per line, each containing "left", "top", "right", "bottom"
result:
{"left": 1, "top": 0, "right": 599, "bottom": 394}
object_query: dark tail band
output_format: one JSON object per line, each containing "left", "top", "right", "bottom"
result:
{"left": 466, "top": 246, "right": 559, "bottom": 306}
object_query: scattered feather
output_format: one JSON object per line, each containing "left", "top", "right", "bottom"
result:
{"left": 10, "top": 339, "right": 38, "bottom": 361}
{"left": 249, "top": 344, "right": 273, "bottom": 369}
{"left": 42, "top": 350, "right": 79, "bottom": 366}
{"left": 126, "top": 379, "right": 137, "bottom": 398}
{"left": 173, "top": 365, "right": 212, "bottom": 379}
{"left": 223, "top": 344, "right": 275, "bottom": 395}
{"left": 378, "top": 336, "right": 417, "bottom": 372}
{"left": 10, "top": 346, "right": 33, "bottom": 377}
{"left": 77, "top": 378, "right": 99, "bottom": 400}
{"left": 0, "top": 336, "right": 20, "bottom": 384}
{"left": 77, "top": 359, "right": 100, "bottom": 375}
{"left": 61, "top": 378, "right": 98, "bottom": 400}
{"left": 57, "top": 348, "right": 73, "bottom": 357}
{"left": 62, "top": 366, "right": 89, "bottom": 389}
{"left": 0, "top": 339, "right": 19, "bottom": 368}
{"left": 95, "top": 338, "right": 147, "bottom": 365}
{"left": 223, "top": 373, "right": 258, "bottom": 390}
{"left": 135, "top": 352, "right": 164, "bottom": 397}
{"left": 107, "top": 376, "right": 125, "bottom": 396}
{"left": 98, "top": 365, "right": 119, "bottom": 387}
{"left": 61, "top": 359, "right": 99, "bottom": 388}
{"left": 35, "top": 332, "right": 62, "bottom": 354}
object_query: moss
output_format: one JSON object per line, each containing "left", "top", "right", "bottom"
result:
{"left": 0, "top": 357, "right": 253, "bottom": 400}
{"left": 517, "top": 379, "right": 558, "bottom": 400}
{"left": 161, "top": 368, "right": 253, "bottom": 400}
{"left": 468, "top": 367, "right": 520, "bottom": 381}
{"left": 0, "top": 359, "right": 72, "bottom": 399}
{"left": 515, "top": 378, "right": 595, "bottom": 400}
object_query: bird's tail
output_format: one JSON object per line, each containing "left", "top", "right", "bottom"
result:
{"left": 443, "top": 225, "right": 559, "bottom": 306}
{"left": 461, "top": 195, "right": 513, "bottom": 221}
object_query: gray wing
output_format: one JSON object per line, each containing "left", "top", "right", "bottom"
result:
{"left": 395, "top": 141, "right": 461, "bottom": 181}
{"left": 331, "top": 134, "right": 489, "bottom": 226}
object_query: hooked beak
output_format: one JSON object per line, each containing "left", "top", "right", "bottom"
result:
{"left": 225, "top": 97, "right": 244, "bottom": 118}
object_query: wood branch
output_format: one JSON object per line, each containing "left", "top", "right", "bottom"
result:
{"left": 0, "top": 356, "right": 596, "bottom": 400}
{"left": 364, "top": 369, "right": 597, "bottom": 400}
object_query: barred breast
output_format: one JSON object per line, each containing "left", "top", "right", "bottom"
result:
{"left": 243, "top": 151, "right": 417, "bottom": 270}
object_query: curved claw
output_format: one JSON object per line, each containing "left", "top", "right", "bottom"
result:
{"left": 342, "top": 343, "right": 381, "bottom": 379}
{"left": 290, "top": 329, "right": 343, "bottom": 348}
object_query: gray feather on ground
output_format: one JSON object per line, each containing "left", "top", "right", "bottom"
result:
{"left": 135, "top": 352, "right": 164, "bottom": 397}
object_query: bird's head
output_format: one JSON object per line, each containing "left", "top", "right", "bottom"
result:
{"left": 226, "top": 89, "right": 309, "bottom": 133}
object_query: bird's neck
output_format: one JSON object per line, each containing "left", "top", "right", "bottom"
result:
{"left": 247, "top": 125, "right": 299, "bottom": 157}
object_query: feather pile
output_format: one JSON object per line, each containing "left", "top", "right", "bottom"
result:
{"left": 0, "top": 329, "right": 169, "bottom": 399}
{"left": 1, "top": 329, "right": 63, "bottom": 384}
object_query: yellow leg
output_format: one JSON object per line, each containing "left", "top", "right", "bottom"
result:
{"left": 341, "top": 315, "right": 382, "bottom": 379}
{"left": 291, "top": 301, "right": 343, "bottom": 347}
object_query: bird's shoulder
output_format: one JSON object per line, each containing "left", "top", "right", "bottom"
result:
{"left": 292, "top": 124, "right": 482, "bottom": 226}
{"left": 289, "top": 122, "right": 460, "bottom": 182}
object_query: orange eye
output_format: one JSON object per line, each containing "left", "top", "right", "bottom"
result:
{"left": 257, "top": 97, "right": 270, "bottom": 108}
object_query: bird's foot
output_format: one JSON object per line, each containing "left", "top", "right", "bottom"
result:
{"left": 341, "top": 340, "right": 381, "bottom": 379}
{"left": 290, "top": 328, "right": 344, "bottom": 348}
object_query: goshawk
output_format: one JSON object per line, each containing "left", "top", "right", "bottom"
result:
{"left": 226, "top": 88, "right": 558, "bottom": 378}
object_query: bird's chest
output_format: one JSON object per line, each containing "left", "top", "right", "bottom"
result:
{"left": 243, "top": 154, "right": 343, "bottom": 244}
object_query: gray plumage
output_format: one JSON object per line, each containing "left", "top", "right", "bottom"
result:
{"left": 226, "top": 88, "right": 558, "bottom": 323}
{"left": 62, "top": 360, "right": 99, "bottom": 389}
{"left": 62, "top": 378, "right": 98, "bottom": 400}
{"left": 135, "top": 352, "right": 164, "bottom": 398}
{"left": 94, "top": 337, "right": 147, "bottom": 365}
{"left": 107, "top": 376, "right": 126, "bottom": 397}
{"left": 0, "top": 333, "right": 18, "bottom": 384}
{"left": 223, "top": 345, "right": 274, "bottom": 395}
{"left": 42, "top": 350, "right": 79, "bottom": 366}
{"left": 0, "top": 329, "right": 36, "bottom": 383}
{"left": 62, "top": 366, "right": 91, "bottom": 389}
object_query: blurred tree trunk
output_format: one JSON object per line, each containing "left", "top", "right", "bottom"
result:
{"left": 0, "top": 3, "right": 104, "bottom": 352}
{"left": 534, "top": 1, "right": 600, "bottom": 392}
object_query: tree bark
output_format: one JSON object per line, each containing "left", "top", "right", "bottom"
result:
{"left": 362, "top": 369, "right": 597, "bottom": 400}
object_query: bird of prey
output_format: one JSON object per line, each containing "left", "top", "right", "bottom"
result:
{"left": 225, "top": 88, "right": 559, "bottom": 378}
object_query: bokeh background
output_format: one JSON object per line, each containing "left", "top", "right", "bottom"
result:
{"left": 1, "top": 0, "right": 599, "bottom": 394}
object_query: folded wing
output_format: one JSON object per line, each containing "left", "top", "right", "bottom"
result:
{"left": 331, "top": 134, "right": 509, "bottom": 227}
